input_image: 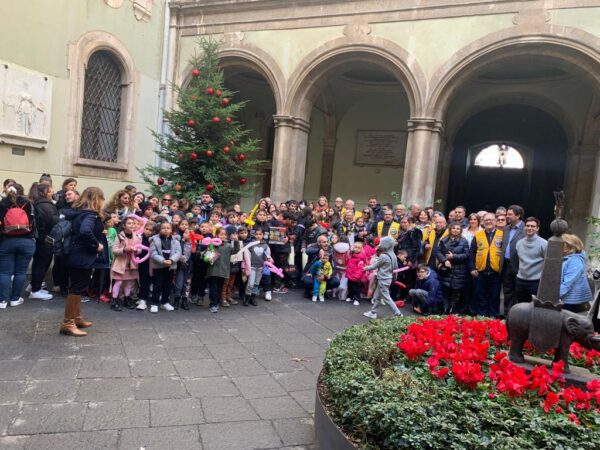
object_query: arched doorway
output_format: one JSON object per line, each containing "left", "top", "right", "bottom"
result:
{"left": 447, "top": 104, "right": 568, "bottom": 232}
{"left": 432, "top": 44, "right": 600, "bottom": 234}
{"left": 283, "top": 41, "right": 424, "bottom": 205}
{"left": 221, "top": 60, "right": 277, "bottom": 201}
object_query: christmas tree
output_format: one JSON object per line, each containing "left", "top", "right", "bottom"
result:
{"left": 140, "top": 38, "right": 264, "bottom": 205}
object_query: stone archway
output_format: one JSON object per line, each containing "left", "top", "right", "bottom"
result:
{"left": 270, "top": 33, "right": 425, "bottom": 203}
{"left": 426, "top": 28, "right": 600, "bottom": 234}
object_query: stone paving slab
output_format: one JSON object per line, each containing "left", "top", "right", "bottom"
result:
{"left": 0, "top": 289, "right": 404, "bottom": 448}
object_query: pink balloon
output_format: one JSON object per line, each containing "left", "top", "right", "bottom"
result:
{"left": 201, "top": 237, "right": 222, "bottom": 246}
{"left": 130, "top": 243, "right": 150, "bottom": 264}
{"left": 127, "top": 214, "right": 148, "bottom": 235}
{"left": 393, "top": 266, "right": 410, "bottom": 273}
{"left": 264, "top": 260, "right": 284, "bottom": 278}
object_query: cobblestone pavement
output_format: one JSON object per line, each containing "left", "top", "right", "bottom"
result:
{"left": 0, "top": 289, "right": 397, "bottom": 450}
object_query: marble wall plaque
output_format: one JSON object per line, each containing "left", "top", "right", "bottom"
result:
{"left": 0, "top": 62, "right": 52, "bottom": 148}
{"left": 355, "top": 130, "right": 407, "bottom": 166}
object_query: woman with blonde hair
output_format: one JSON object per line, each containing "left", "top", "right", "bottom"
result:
{"left": 62, "top": 187, "right": 108, "bottom": 336}
{"left": 104, "top": 189, "right": 134, "bottom": 221}
{"left": 560, "top": 233, "right": 593, "bottom": 313}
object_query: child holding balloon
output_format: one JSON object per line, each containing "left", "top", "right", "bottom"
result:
{"left": 110, "top": 216, "right": 142, "bottom": 311}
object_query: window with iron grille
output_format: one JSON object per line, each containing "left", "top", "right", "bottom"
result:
{"left": 79, "top": 51, "right": 122, "bottom": 163}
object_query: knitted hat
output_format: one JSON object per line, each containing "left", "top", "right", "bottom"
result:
{"left": 225, "top": 225, "right": 238, "bottom": 236}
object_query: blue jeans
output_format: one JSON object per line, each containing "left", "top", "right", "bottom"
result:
{"left": 0, "top": 238, "right": 36, "bottom": 302}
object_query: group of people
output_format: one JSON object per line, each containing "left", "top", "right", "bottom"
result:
{"left": 0, "top": 174, "right": 594, "bottom": 337}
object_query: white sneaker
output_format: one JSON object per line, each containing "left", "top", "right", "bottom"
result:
{"left": 160, "top": 303, "right": 175, "bottom": 311}
{"left": 319, "top": 295, "right": 325, "bottom": 302}
{"left": 10, "top": 297, "right": 24, "bottom": 307}
{"left": 29, "top": 291, "right": 53, "bottom": 301}
{"left": 363, "top": 311, "right": 377, "bottom": 319}
{"left": 81, "top": 296, "right": 91, "bottom": 303}
{"left": 137, "top": 300, "right": 147, "bottom": 311}
{"left": 353, "top": 300, "right": 360, "bottom": 306}
{"left": 0, "top": 301, "right": 7, "bottom": 309}
{"left": 265, "top": 291, "right": 272, "bottom": 301}
{"left": 345, "top": 298, "right": 352, "bottom": 302}
{"left": 312, "top": 296, "right": 317, "bottom": 302}
{"left": 25, "top": 284, "right": 32, "bottom": 293}
{"left": 150, "top": 305, "right": 158, "bottom": 313}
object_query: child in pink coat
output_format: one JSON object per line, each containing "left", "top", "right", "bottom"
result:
{"left": 345, "top": 241, "right": 368, "bottom": 306}
{"left": 110, "top": 216, "right": 142, "bottom": 311}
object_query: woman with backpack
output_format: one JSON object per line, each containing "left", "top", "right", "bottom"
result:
{"left": 28, "top": 183, "right": 59, "bottom": 301}
{"left": 61, "top": 187, "right": 108, "bottom": 336}
{"left": 0, "top": 183, "right": 36, "bottom": 310}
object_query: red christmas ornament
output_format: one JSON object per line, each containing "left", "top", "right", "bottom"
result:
{"left": 206, "top": 183, "right": 214, "bottom": 191}
{"left": 222, "top": 98, "right": 230, "bottom": 106}
{"left": 215, "top": 90, "right": 222, "bottom": 97}
{"left": 233, "top": 155, "right": 240, "bottom": 161}
{"left": 187, "top": 119, "right": 196, "bottom": 127}
{"left": 206, "top": 87, "right": 214, "bottom": 96}
{"left": 157, "top": 177, "right": 165, "bottom": 185}
{"left": 223, "top": 146, "right": 230, "bottom": 154}
{"left": 225, "top": 117, "right": 232, "bottom": 124}
{"left": 191, "top": 68, "right": 200, "bottom": 77}
{"left": 212, "top": 116, "right": 220, "bottom": 124}
{"left": 240, "top": 177, "right": 247, "bottom": 185}
{"left": 238, "top": 153, "right": 246, "bottom": 161}
{"left": 190, "top": 152, "right": 198, "bottom": 160}
{"left": 205, "top": 149, "right": 214, "bottom": 158}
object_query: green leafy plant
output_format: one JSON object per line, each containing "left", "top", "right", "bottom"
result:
{"left": 321, "top": 318, "right": 600, "bottom": 450}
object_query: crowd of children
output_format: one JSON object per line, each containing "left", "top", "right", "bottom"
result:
{"left": 4, "top": 175, "right": 594, "bottom": 323}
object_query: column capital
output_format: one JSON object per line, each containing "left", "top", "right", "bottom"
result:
{"left": 407, "top": 117, "right": 444, "bottom": 133}
{"left": 273, "top": 115, "right": 311, "bottom": 133}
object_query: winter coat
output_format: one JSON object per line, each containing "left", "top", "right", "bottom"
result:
{"left": 560, "top": 252, "right": 593, "bottom": 305}
{"left": 65, "top": 209, "right": 109, "bottom": 270}
{"left": 396, "top": 228, "right": 423, "bottom": 264}
{"left": 364, "top": 236, "right": 397, "bottom": 284}
{"left": 415, "top": 270, "right": 444, "bottom": 306}
{"left": 34, "top": 197, "right": 59, "bottom": 241}
{"left": 111, "top": 231, "right": 142, "bottom": 281}
{"left": 150, "top": 234, "right": 182, "bottom": 272}
{"left": 207, "top": 243, "right": 232, "bottom": 279}
{"left": 345, "top": 251, "right": 368, "bottom": 283}
{"left": 434, "top": 235, "right": 469, "bottom": 290}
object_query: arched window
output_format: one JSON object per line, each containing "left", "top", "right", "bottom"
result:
{"left": 79, "top": 51, "right": 123, "bottom": 163}
{"left": 474, "top": 144, "right": 524, "bottom": 169}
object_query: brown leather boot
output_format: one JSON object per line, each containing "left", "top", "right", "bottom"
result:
{"left": 60, "top": 295, "right": 87, "bottom": 336}
{"left": 60, "top": 318, "right": 87, "bottom": 337}
{"left": 73, "top": 295, "right": 93, "bottom": 328}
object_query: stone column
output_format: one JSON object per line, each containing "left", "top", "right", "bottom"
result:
{"left": 319, "top": 137, "right": 337, "bottom": 199}
{"left": 270, "top": 115, "right": 311, "bottom": 204}
{"left": 565, "top": 145, "right": 597, "bottom": 237}
{"left": 401, "top": 118, "right": 444, "bottom": 207}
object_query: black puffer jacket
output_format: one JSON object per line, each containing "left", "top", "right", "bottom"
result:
{"left": 434, "top": 235, "right": 469, "bottom": 290}
{"left": 34, "top": 198, "right": 59, "bottom": 240}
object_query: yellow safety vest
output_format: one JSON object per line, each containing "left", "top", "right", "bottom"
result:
{"left": 474, "top": 229, "right": 504, "bottom": 273}
{"left": 424, "top": 228, "right": 448, "bottom": 264}
{"left": 377, "top": 221, "right": 400, "bottom": 240}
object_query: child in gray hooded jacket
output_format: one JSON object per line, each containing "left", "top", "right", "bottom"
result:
{"left": 363, "top": 236, "right": 403, "bottom": 319}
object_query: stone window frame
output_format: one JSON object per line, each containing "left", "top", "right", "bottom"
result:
{"left": 66, "top": 31, "right": 138, "bottom": 176}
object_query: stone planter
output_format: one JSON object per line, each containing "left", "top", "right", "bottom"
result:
{"left": 314, "top": 374, "right": 357, "bottom": 450}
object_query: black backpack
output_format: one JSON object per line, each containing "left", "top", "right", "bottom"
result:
{"left": 46, "top": 220, "right": 73, "bottom": 256}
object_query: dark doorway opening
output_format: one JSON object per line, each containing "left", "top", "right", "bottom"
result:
{"left": 446, "top": 105, "right": 568, "bottom": 235}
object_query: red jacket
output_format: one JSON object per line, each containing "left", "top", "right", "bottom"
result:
{"left": 346, "top": 251, "right": 368, "bottom": 283}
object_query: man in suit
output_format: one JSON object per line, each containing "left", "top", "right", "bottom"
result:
{"left": 500, "top": 204, "right": 525, "bottom": 317}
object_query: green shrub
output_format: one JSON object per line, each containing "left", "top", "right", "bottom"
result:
{"left": 321, "top": 317, "right": 600, "bottom": 450}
